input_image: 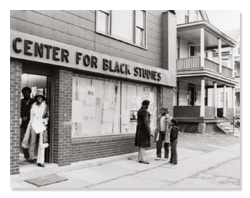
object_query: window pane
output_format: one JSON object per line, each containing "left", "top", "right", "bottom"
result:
{"left": 136, "top": 27, "right": 144, "bottom": 46}
{"left": 72, "top": 76, "right": 120, "bottom": 137}
{"left": 111, "top": 10, "right": 133, "bottom": 42}
{"left": 121, "top": 83, "right": 157, "bottom": 134}
{"left": 136, "top": 10, "right": 144, "bottom": 28}
{"left": 97, "top": 11, "right": 109, "bottom": 33}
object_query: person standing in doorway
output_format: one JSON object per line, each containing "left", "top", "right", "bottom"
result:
{"left": 135, "top": 100, "right": 151, "bottom": 164}
{"left": 22, "top": 91, "right": 49, "bottom": 167}
{"left": 20, "top": 87, "right": 35, "bottom": 161}
{"left": 154, "top": 107, "right": 172, "bottom": 161}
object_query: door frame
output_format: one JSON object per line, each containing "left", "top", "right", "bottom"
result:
{"left": 188, "top": 84, "right": 196, "bottom": 106}
{"left": 22, "top": 61, "right": 54, "bottom": 163}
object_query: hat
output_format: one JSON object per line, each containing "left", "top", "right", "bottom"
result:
{"left": 34, "top": 91, "right": 45, "bottom": 101}
{"left": 161, "top": 107, "right": 169, "bottom": 113}
{"left": 142, "top": 100, "right": 150, "bottom": 106}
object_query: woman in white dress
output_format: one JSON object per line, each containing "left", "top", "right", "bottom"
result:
{"left": 22, "top": 91, "right": 49, "bottom": 167}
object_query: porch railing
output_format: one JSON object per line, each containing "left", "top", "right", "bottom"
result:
{"left": 173, "top": 106, "right": 200, "bottom": 118}
{"left": 222, "top": 66, "right": 233, "bottom": 78}
{"left": 204, "top": 58, "right": 219, "bottom": 73}
{"left": 177, "top": 56, "right": 200, "bottom": 70}
{"left": 177, "top": 56, "right": 233, "bottom": 78}
{"left": 204, "top": 106, "right": 216, "bottom": 118}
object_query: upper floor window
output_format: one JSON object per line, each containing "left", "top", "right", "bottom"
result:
{"left": 96, "top": 10, "right": 146, "bottom": 48}
{"left": 189, "top": 45, "right": 200, "bottom": 57}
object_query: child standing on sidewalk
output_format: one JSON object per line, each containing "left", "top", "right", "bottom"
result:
{"left": 170, "top": 119, "right": 179, "bottom": 165}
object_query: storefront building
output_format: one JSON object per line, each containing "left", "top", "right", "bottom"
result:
{"left": 10, "top": 10, "right": 177, "bottom": 175}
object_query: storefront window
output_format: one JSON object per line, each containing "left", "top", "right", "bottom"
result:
{"left": 121, "top": 82, "right": 158, "bottom": 134}
{"left": 71, "top": 75, "right": 158, "bottom": 138}
{"left": 72, "top": 75, "right": 121, "bottom": 137}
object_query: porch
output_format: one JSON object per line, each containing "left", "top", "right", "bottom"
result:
{"left": 177, "top": 56, "right": 233, "bottom": 79}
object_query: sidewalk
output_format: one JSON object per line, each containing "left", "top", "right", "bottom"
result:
{"left": 10, "top": 143, "right": 240, "bottom": 189}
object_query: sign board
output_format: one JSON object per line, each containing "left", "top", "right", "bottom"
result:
{"left": 10, "top": 30, "right": 176, "bottom": 87}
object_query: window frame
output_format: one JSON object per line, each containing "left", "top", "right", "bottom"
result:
{"left": 95, "top": 10, "right": 147, "bottom": 50}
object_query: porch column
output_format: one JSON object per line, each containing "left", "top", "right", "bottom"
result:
{"left": 231, "top": 47, "right": 235, "bottom": 78}
{"left": 232, "top": 87, "right": 236, "bottom": 117}
{"left": 223, "top": 85, "right": 227, "bottom": 117}
{"left": 214, "top": 83, "right": 217, "bottom": 117}
{"left": 218, "top": 39, "right": 222, "bottom": 74}
{"left": 200, "top": 28, "right": 205, "bottom": 67}
{"left": 200, "top": 79, "right": 205, "bottom": 117}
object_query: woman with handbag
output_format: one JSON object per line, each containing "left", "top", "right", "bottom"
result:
{"left": 22, "top": 91, "right": 49, "bottom": 167}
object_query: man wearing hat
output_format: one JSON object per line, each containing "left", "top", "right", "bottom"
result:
{"left": 22, "top": 90, "right": 49, "bottom": 167}
{"left": 20, "top": 87, "right": 35, "bottom": 161}
{"left": 135, "top": 100, "right": 151, "bottom": 164}
{"left": 154, "top": 107, "right": 172, "bottom": 161}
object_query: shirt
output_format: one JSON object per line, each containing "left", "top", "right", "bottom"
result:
{"left": 160, "top": 116, "right": 166, "bottom": 132}
{"left": 20, "top": 98, "right": 35, "bottom": 129}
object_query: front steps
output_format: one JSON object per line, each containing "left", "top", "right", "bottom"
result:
{"left": 216, "top": 122, "right": 240, "bottom": 135}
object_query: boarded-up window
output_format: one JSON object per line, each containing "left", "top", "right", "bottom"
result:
{"left": 121, "top": 82, "right": 158, "bottom": 134}
{"left": 71, "top": 75, "right": 158, "bottom": 137}
{"left": 72, "top": 75, "right": 120, "bottom": 137}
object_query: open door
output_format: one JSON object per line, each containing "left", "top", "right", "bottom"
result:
{"left": 20, "top": 73, "right": 52, "bottom": 165}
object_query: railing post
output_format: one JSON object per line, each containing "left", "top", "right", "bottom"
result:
{"left": 200, "top": 79, "right": 205, "bottom": 117}
{"left": 200, "top": 28, "right": 205, "bottom": 67}
{"left": 232, "top": 87, "right": 236, "bottom": 117}
{"left": 218, "top": 39, "right": 222, "bottom": 74}
{"left": 223, "top": 85, "right": 227, "bottom": 117}
{"left": 231, "top": 47, "right": 235, "bottom": 78}
{"left": 214, "top": 83, "right": 217, "bottom": 117}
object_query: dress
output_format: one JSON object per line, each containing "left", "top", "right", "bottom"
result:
{"left": 22, "top": 101, "right": 49, "bottom": 163}
{"left": 135, "top": 106, "right": 151, "bottom": 148}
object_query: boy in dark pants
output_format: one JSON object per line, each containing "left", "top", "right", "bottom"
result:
{"left": 170, "top": 119, "right": 179, "bottom": 165}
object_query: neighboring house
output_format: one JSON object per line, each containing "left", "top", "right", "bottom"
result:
{"left": 10, "top": 10, "right": 177, "bottom": 175}
{"left": 174, "top": 10, "right": 238, "bottom": 133}
{"left": 211, "top": 29, "right": 241, "bottom": 117}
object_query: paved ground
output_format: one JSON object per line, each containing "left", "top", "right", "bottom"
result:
{"left": 11, "top": 133, "right": 241, "bottom": 189}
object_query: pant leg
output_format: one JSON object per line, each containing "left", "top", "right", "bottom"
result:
{"left": 29, "top": 126, "right": 37, "bottom": 160}
{"left": 138, "top": 147, "right": 143, "bottom": 161}
{"left": 164, "top": 142, "right": 170, "bottom": 158}
{"left": 171, "top": 140, "right": 178, "bottom": 164}
{"left": 20, "top": 127, "right": 30, "bottom": 160}
{"left": 140, "top": 147, "right": 147, "bottom": 162}
{"left": 156, "top": 133, "right": 164, "bottom": 157}
{"left": 37, "top": 131, "right": 45, "bottom": 164}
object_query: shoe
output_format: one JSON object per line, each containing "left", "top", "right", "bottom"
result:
{"left": 155, "top": 157, "right": 161, "bottom": 161}
{"left": 141, "top": 161, "right": 149, "bottom": 164}
{"left": 28, "top": 159, "right": 36, "bottom": 163}
{"left": 38, "top": 163, "right": 45, "bottom": 167}
{"left": 171, "top": 163, "right": 177, "bottom": 165}
{"left": 139, "top": 161, "right": 143, "bottom": 163}
{"left": 163, "top": 158, "right": 168, "bottom": 161}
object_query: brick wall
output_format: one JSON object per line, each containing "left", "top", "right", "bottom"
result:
{"left": 71, "top": 135, "right": 156, "bottom": 162}
{"left": 10, "top": 60, "right": 22, "bottom": 175}
{"left": 53, "top": 68, "right": 72, "bottom": 166}
{"left": 160, "top": 86, "right": 174, "bottom": 117}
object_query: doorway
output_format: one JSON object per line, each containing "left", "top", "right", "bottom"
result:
{"left": 20, "top": 73, "right": 52, "bottom": 166}
{"left": 188, "top": 84, "right": 195, "bottom": 106}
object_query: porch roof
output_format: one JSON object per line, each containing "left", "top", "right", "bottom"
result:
{"left": 177, "top": 21, "right": 237, "bottom": 48}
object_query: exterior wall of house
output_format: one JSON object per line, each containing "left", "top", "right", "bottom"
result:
{"left": 10, "top": 10, "right": 176, "bottom": 175}
{"left": 179, "top": 38, "right": 189, "bottom": 59}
